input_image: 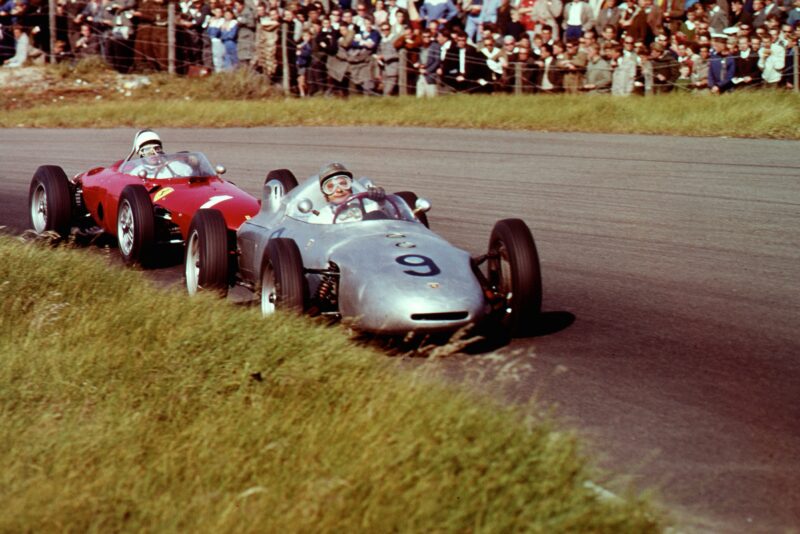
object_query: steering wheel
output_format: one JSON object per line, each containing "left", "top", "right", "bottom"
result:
{"left": 331, "top": 191, "right": 400, "bottom": 224}
{"left": 153, "top": 160, "right": 179, "bottom": 178}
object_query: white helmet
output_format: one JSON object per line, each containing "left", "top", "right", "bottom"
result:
{"left": 127, "top": 129, "right": 164, "bottom": 160}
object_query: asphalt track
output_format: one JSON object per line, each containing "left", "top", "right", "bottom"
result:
{"left": 1, "top": 127, "right": 798, "bottom": 532}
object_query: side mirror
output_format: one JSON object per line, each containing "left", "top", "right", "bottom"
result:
{"left": 297, "top": 199, "right": 314, "bottom": 214}
{"left": 215, "top": 165, "right": 226, "bottom": 175}
{"left": 137, "top": 169, "right": 148, "bottom": 180}
{"left": 413, "top": 198, "right": 431, "bottom": 216}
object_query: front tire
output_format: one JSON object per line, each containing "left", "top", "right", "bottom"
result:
{"left": 260, "top": 238, "right": 306, "bottom": 316}
{"left": 117, "top": 184, "right": 155, "bottom": 267}
{"left": 487, "top": 218, "right": 542, "bottom": 337}
{"left": 29, "top": 165, "right": 73, "bottom": 237}
{"left": 185, "top": 209, "right": 230, "bottom": 297}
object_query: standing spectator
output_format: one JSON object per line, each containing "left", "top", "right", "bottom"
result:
{"left": 206, "top": 5, "right": 225, "bottom": 72}
{"left": 563, "top": 0, "right": 594, "bottom": 42}
{"left": 787, "top": 0, "right": 800, "bottom": 27}
{"left": 351, "top": 15, "right": 380, "bottom": 93}
{"left": 480, "top": 0, "right": 503, "bottom": 34}
{"left": 679, "top": 7, "right": 699, "bottom": 41}
{"left": 373, "top": 0, "right": 389, "bottom": 26}
{"left": 442, "top": 29, "right": 490, "bottom": 91}
{"left": 176, "top": 0, "right": 206, "bottom": 73}
{"left": 133, "top": 0, "right": 168, "bottom": 71}
{"left": 253, "top": 5, "right": 279, "bottom": 78}
{"left": 708, "top": 33, "right": 736, "bottom": 92}
{"left": 375, "top": 21, "right": 399, "bottom": 94}
{"left": 595, "top": 0, "right": 620, "bottom": 35}
{"left": 235, "top": 0, "right": 255, "bottom": 68}
{"left": 583, "top": 41, "right": 612, "bottom": 90}
{"left": 781, "top": 30, "right": 795, "bottom": 88}
{"left": 61, "top": 0, "right": 87, "bottom": 53}
{"left": 419, "top": 0, "right": 458, "bottom": 27}
{"left": 2, "top": 23, "right": 28, "bottom": 66}
{"left": 691, "top": 43, "right": 710, "bottom": 88}
{"left": 464, "top": 0, "right": 483, "bottom": 43}
{"left": 619, "top": 0, "right": 648, "bottom": 43}
{"left": 610, "top": 42, "right": 637, "bottom": 93}
{"left": 729, "top": 0, "right": 753, "bottom": 30}
{"left": 512, "top": 45, "right": 539, "bottom": 92}
{"left": 650, "top": 41, "right": 678, "bottom": 92}
{"left": 733, "top": 35, "right": 761, "bottom": 86}
{"left": 664, "top": 0, "right": 684, "bottom": 35}
{"left": 73, "top": 21, "right": 100, "bottom": 58}
{"left": 106, "top": 0, "right": 135, "bottom": 72}
{"left": 416, "top": 28, "right": 441, "bottom": 96}
{"left": 394, "top": 24, "right": 422, "bottom": 92}
{"left": 673, "top": 63, "right": 693, "bottom": 90}
{"left": 707, "top": 0, "right": 728, "bottom": 34}
{"left": 535, "top": 42, "right": 563, "bottom": 90}
{"left": 517, "top": 0, "right": 538, "bottom": 40}
{"left": 758, "top": 32, "right": 785, "bottom": 85}
{"left": 561, "top": 39, "right": 588, "bottom": 91}
{"left": 310, "top": 15, "right": 336, "bottom": 94}
{"left": 327, "top": 10, "right": 354, "bottom": 95}
{"left": 531, "top": 0, "right": 564, "bottom": 41}
{"left": 479, "top": 31, "right": 505, "bottom": 90}
{"left": 220, "top": 9, "right": 239, "bottom": 71}
{"left": 296, "top": 29, "right": 313, "bottom": 95}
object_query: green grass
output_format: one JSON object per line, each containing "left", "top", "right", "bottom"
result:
{"left": 0, "top": 235, "right": 663, "bottom": 532}
{"left": 2, "top": 64, "right": 798, "bottom": 138}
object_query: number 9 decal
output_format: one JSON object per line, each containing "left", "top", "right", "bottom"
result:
{"left": 396, "top": 254, "right": 441, "bottom": 277}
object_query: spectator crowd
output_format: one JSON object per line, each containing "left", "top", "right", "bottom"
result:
{"left": 1, "top": 0, "right": 798, "bottom": 94}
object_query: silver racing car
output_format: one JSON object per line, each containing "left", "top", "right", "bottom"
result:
{"left": 184, "top": 168, "right": 542, "bottom": 337}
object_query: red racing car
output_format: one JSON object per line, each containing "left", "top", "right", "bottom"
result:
{"left": 28, "top": 151, "right": 260, "bottom": 266}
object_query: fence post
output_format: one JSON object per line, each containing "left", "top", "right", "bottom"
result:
{"left": 48, "top": 0, "right": 56, "bottom": 63}
{"left": 168, "top": 1, "right": 175, "bottom": 74}
{"left": 514, "top": 61, "right": 522, "bottom": 95}
{"left": 398, "top": 48, "right": 407, "bottom": 96}
{"left": 794, "top": 45, "right": 798, "bottom": 93}
{"left": 281, "top": 23, "right": 290, "bottom": 95}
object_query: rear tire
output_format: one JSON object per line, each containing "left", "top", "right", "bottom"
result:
{"left": 29, "top": 165, "right": 72, "bottom": 237}
{"left": 394, "top": 191, "right": 430, "bottom": 228}
{"left": 185, "top": 209, "right": 230, "bottom": 297}
{"left": 260, "top": 238, "right": 306, "bottom": 316}
{"left": 487, "top": 218, "right": 542, "bottom": 337}
{"left": 117, "top": 184, "right": 155, "bottom": 267}
{"left": 265, "top": 169, "right": 298, "bottom": 193}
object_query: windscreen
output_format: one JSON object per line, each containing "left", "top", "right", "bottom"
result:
{"left": 119, "top": 152, "right": 216, "bottom": 179}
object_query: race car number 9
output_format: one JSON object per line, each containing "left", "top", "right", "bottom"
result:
{"left": 396, "top": 254, "right": 441, "bottom": 277}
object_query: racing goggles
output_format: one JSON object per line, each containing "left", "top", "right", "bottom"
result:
{"left": 139, "top": 143, "right": 164, "bottom": 158}
{"left": 321, "top": 175, "right": 353, "bottom": 195}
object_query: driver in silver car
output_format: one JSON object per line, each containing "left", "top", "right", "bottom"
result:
{"left": 315, "top": 162, "right": 387, "bottom": 223}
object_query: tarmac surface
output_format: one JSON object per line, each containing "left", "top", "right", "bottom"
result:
{"left": 2, "top": 127, "right": 799, "bottom": 532}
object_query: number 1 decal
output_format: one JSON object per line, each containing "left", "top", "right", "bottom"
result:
{"left": 396, "top": 254, "right": 441, "bottom": 277}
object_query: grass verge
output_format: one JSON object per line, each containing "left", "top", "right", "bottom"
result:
{"left": 0, "top": 235, "right": 663, "bottom": 532}
{"left": 1, "top": 65, "right": 798, "bottom": 139}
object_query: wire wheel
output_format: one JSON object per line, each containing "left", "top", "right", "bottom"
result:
{"left": 185, "top": 229, "right": 201, "bottom": 295}
{"left": 30, "top": 184, "right": 48, "bottom": 233}
{"left": 117, "top": 199, "right": 135, "bottom": 257}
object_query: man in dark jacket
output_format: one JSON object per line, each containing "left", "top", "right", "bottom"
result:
{"left": 650, "top": 41, "right": 679, "bottom": 92}
{"left": 442, "top": 29, "right": 491, "bottom": 92}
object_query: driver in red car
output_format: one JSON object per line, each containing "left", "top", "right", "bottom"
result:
{"left": 314, "top": 162, "right": 387, "bottom": 223}
{"left": 124, "top": 129, "right": 193, "bottom": 178}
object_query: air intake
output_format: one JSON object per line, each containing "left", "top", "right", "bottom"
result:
{"left": 410, "top": 312, "right": 469, "bottom": 321}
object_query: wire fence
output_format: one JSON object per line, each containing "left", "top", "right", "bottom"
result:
{"left": 3, "top": 3, "right": 798, "bottom": 96}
